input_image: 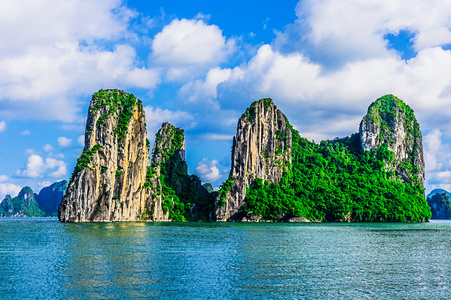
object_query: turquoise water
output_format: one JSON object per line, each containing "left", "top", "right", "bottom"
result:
{"left": 0, "top": 218, "right": 450, "bottom": 299}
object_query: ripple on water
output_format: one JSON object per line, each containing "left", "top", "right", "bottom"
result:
{"left": 0, "top": 219, "right": 450, "bottom": 299}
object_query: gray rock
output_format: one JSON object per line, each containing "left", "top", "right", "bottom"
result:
{"left": 59, "top": 90, "right": 150, "bottom": 222}
{"left": 359, "top": 95, "right": 425, "bottom": 187}
{"left": 214, "top": 98, "right": 292, "bottom": 221}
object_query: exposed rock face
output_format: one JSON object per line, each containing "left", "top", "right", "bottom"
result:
{"left": 427, "top": 192, "right": 451, "bottom": 219}
{"left": 359, "top": 95, "right": 425, "bottom": 186}
{"left": 59, "top": 89, "right": 150, "bottom": 222}
{"left": 139, "top": 122, "right": 186, "bottom": 222}
{"left": 152, "top": 123, "right": 187, "bottom": 169}
{"left": 145, "top": 122, "right": 214, "bottom": 221}
{"left": 215, "top": 98, "right": 292, "bottom": 221}
{"left": 36, "top": 180, "right": 68, "bottom": 216}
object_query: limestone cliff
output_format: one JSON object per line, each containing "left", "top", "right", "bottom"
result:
{"left": 215, "top": 98, "right": 292, "bottom": 221}
{"left": 359, "top": 95, "right": 425, "bottom": 186}
{"left": 145, "top": 122, "right": 214, "bottom": 221}
{"left": 59, "top": 89, "right": 150, "bottom": 222}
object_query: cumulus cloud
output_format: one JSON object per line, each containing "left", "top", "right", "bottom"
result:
{"left": 42, "top": 144, "right": 54, "bottom": 152}
{"left": 152, "top": 18, "right": 235, "bottom": 80}
{"left": 16, "top": 154, "right": 67, "bottom": 178}
{"left": 0, "top": 175, "right": 21, "bottom": 199}
{"left": 179, "top": 67, "right": 232, "bottom": 103}
{"left": 57, "top": 137, "right": 72, "bottom": 147}
{"left": 0, "top": 183, "right": 21, "bottom": 200}
{"left": 0, "top": 0, "right": 160, "bottom": 122}
{"left": 423, "top": 129, "right": 451, "bottom": 192}
{"left": 195, "top": 158, "right": 222, "bottom": 182}
{"left": 38, "top": 181, "right": 52, "bottom": 190}
{"left": 275, "top": 0, "right": 451, "bottom": 66}
{"left": 0, "top": 121, "right": 6, "bottom": 132}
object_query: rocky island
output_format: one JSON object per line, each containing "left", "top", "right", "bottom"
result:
{"left": 0, "top": 181, "right": 67, "bottom": 217}
{"left": 59, "top": 90, "right": 430, "bottom": 222}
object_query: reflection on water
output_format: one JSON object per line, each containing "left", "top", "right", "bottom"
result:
{"left": 0, "top": 219, "right": 450, "bottom": 299}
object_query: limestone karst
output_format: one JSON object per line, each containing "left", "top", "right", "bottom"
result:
{"left": 58, "top": 91, "right": 430, "bottom": 223}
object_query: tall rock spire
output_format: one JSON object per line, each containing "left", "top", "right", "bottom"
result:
{"left": 59, "top": 89, "right": 149, "bottom": 222}
{"left": 359, "top": 94, "right": 425, "bottom": 186}
{"left": 215, "top": 98, "right": 292, "bottom": 221}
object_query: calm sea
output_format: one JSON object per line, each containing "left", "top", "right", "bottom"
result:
{"left": 0, "top": 218, "right": 450, "bottom": 299}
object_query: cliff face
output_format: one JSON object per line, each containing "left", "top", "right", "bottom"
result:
{"left": 427, "top": 192, "right": 451, "bottom": 219}
{"left": 59, "top": 89, "right": 150, "bottom": 222}
{"left": 359, "top": 95, "right": 425, "bottom": 186}
{"left": 215, "top": 98, "right": 292, "bottom": 221}
{"left": 215, "top": 95, "right": 429, "bottom": 222}
{"left": 36, "top": 180, "right": 68, "bottom": 216}
{"left": 144, "top": 122, "right": 214, "bottom": 222}
{"left": 140, "top": 122, "right": 186, "bottom": 222}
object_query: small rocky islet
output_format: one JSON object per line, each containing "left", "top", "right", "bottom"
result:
{"left": 58, "top": 89, "right": 431, "bottom": 222}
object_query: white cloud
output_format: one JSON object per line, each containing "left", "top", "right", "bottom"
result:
{"left": 0, "top": 0, "right": 133, "bottom": 56}
{"left": 42, "top": 144, "right": 54, "bottom": 152}
{"left": 282, "top": 0, "right": 451, "bottom": 65}
{"left": 201, "top": 134, "right": 234, "bottom": 141}
{"left": 195, "top": 158, "right": 222, "bottom": 182}
{"left": 16, "top": 154, "right": 67, "bottom": 178}
{"left": 0, "top": 175, "right": 8, "bottom": 182}
{"left": 78, "top": 135, "right": 85, "bottom": 146}
{"left": 0, "top": 121, "right": 5, "bottom": 132}
{"left": 46, "top": 158, "right": 68, "bottom": 177}
{"left": 20, "top": 130, "right": 31, "bottom": 135}
{"left": 152, "top": 18, "right": 235, "bottom": 80}
{"left": 179, "top": 67, "right": 232, "bottom": 103}
{"left": 144, "top": 106, "right": 194, "bottom": 142}
{"left": 0, "top": 182, "right": 21, "bottom": 200}
{"left": 38, "top": 181, "right": 52, "bottom": 190}
{"left": 57, "top": 137, "right": 72, "bottom": 147}
{"left": 0, "top": 0, "right": 160, "bottom": 122}
{"left": 423, "top": 129, "right": 451, "bottom": 193}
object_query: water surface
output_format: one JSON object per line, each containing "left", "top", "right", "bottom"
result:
{"left": 0, "top": 218, "right": 450, "bottom": 299}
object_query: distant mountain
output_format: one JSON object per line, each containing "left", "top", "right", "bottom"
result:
{"left": 427, "top": 189, "right": 451, "bottom": 199}
{"left": 0, "top": 187, "right": 44, "bottom": 217}
{"left": 36, "top": 180, "right": 68, "bottom": 216}
{"left": 0, "top": 180, "right": 68, "bottom": 217}
{"left": 427, "top": 192, "right": 451, "bottom": 219}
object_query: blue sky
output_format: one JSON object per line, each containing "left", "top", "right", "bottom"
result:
{"left": 2, "top": 0, "right": 451, "bottom": 199}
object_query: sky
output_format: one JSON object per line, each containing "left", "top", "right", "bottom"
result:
{"left": 2, "top": 0, "right": 451, "bottom": 199}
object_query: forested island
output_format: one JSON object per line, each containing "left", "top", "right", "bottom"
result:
{"left": 58, "top": 89, "right": 431, "bottom": 223}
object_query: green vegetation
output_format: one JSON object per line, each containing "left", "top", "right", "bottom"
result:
{"left": 364, "top": 95, "right": 422, "bottom": 181}
{"left": 0, "top": 187, "right": 45, "bottom": 217}
{"left": 237, "top": 96, "right": 430, "bottom": 222}
{"left": 91, "top": 89, "right": 140, "bottom": 143}
{"left": 115, "top": 170, "right": 121, "bottom": 177}
{"left": 241, "top": 98, "right": 273, "bottom": 122}
{"left": 144, "top": 123, "right": 216, "bottom": 221}
{"left": 71, "top": 144, "right": 102, "bottom": 180}
{"left": 218, "top": 178, "right": 234, "bottom": 207}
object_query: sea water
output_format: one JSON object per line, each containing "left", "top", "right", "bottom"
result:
{"left": 0, "top": 218, "right": 450, "bottom": 299}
